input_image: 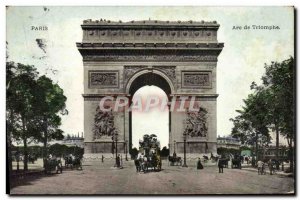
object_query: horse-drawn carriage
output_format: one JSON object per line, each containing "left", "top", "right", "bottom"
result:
{"left": 231, "top": 154, "right": 242, "bottom": 169}
{"left": 44, "top": 158, "right": 63, "bottom": 174}
{"left": 134, "top": 134, "right": 162, "bottom": 173}
{"left": 135, "top": 151, "right": 161, "bottom": 173}
{"left": 64, "top": 154, "right": 83, "bottom": 170}
{"left": 168, "top": 155, "right": 182, "bottom": 166}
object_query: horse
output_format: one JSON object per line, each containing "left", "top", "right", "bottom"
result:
{"left": 64, "top": 155, "right": 82, "bottom": 170}
{"left": 245, "top": 156, "right": 249, "bottom": 164}
{"left": 203, "top": 155, "right": 209, "bottom": 162}
{"left": 168, "top": 155, "right": 182, "bottom": 166}
{"left": 45, "top": 158, "right": 62, "bottom": 174}
{"left": 231, "top": 154, "right": 242, "bottom": 169}
{"left": 210, "top": 153, "right": 219, "bottom": 162}
{"left": 72, "top": 157, "right": 83, "bottom": 170}
{"left": 149, "top": 154, "right": 162, "bottom": 171}
{"left": 64, "top": 155, "right": 73, "bottom": 168}
{"left": 134, "top": 159, "right": 141, "bottom": 172}
{"left": 155, "top": 155, "right": 162, "bottom": 171}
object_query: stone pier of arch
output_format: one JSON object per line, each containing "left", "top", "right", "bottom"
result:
{"left": 76, "top": 19, "right": 224, "bottom": 161}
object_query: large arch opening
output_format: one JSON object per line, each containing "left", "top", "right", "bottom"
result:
{"left": 127, "top": 72, "right": 173, "bottom": 155}
{"left": 131, "top": 86, "right": 169, "bottom": 149}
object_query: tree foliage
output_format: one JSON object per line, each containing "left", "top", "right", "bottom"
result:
{"left": 6, "top": 62, "right": 67, "bottom": 171}
{"left": 230, "top": 57, "right": 294, "bottom": 171}
{"left": 7, "top": 62, "right": 40, "bottom": 171}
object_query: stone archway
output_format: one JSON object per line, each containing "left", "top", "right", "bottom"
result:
{"left": 77, "top": 19, "right": 224, "bottom": 160}
{"left": 126, "top": 68, "right": 175, "bottom": 95}
{"left": 125, "top": 70, "right": 174, "bottom": 152}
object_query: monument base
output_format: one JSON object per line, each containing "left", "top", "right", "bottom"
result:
{"left": 175, "top": 141, "right": 217, "bottom": 156}
{"left": 84, "top": 141, "right": 126, "bottom": 154}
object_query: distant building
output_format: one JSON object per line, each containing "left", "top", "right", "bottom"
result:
{"left": 217, "top": 135, "right": 241, "bottom": 150}
{"left": 13, "top": 132, "right": 85, "bottom": 149}
{"left": 60, "top": 133, "right": 84, "bottom": 148}
{"left": 47, "top": 132, "right": 84, "bottom": 148}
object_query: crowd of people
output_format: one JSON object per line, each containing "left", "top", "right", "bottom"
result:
{"left": 257, "top": 159, "right": 278, "bottom": 175}
{"left": 98, "top": 151, "right": 281, "bottom": 176}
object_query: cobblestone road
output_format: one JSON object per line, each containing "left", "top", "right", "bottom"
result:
{"left": 10, "top": 160, "right": 294, "bottom": 195}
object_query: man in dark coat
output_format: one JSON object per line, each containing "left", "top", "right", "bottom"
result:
{"left": 116, "top": 154, "right": 121, "bottom": 168}
{"left": 218, "top": 158, "right": 224, "bottom": 173}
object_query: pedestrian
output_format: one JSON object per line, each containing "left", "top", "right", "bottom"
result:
{"left": 245, "top": 156, "right": 249, "bottom": 164}
{"left": 257, "top": 160, "right": 263, "bottom": 175}
{"left": 197, "top": 158, "right": 203, "bottom": 170}
{"left": 134, "top": 157, "right": 140, "bottom": 172}
{"left": 101, "top": 155, "right": 104, "bottom": 163}
{"left": 116, "top": 154, "right": 121, "bottom": 168}
{"left": 120, "top": 155, "right": 123, "bottom": 168}
{"left": 240, "top": 155, "right": 244, "bottom": 164}
{"left": 173, "top": 151, "right": 177, "bottom": 158}
{"left": 218, "top": 158, "right": 224, "bottom": 173}
{"left": 262, "top": 162, "right": 266, "bottom": 175}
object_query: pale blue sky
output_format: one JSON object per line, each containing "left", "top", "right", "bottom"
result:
{"left": 6, "top": 6, "right": 294, "bottom": 147}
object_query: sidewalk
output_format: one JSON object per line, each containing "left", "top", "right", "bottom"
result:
{"left": 241, "top": 166, "right": 293, "bottom": 177}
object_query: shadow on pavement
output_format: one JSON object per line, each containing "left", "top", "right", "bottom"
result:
{"left": 10, "top": 171, "right": 58, "bottom": 189}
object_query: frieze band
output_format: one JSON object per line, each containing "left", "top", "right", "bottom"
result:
{"left": 83, "top": 55, "right": 218, "bottom": 62}
{"left": 88, "top": 70, "right": 119, "bottom": 88}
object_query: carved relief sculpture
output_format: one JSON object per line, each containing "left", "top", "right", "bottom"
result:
{"left": 184, "top": 107, "right": 208, "bottom": 137}
{"left": 182, "top": 71, "right": 211, "bottom": 88}
{"left": 155, "top": 66, "right": 176, "bottom": 84}
{"left": 124, "top": 66, "right": 146, "bottom": 83}
{"left": 93, "top": 106, "right": 116, "bottom": 140}
{"left": 89, "top": 71, "right": 119, "bottom": 88}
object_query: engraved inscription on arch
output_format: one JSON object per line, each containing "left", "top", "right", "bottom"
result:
{"left": 181, "top": 71, "right": 212, "bottom": 88}
{"left": 88, "top": 70, "right": 119, "bottom": 88}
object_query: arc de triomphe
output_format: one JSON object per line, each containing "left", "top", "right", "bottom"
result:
{"left": 76, "top": 19, "right": 224, "bottom": 160}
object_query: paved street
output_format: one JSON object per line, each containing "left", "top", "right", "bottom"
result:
{"left": 10, "top": 160, "right": 294, "bottom": 195}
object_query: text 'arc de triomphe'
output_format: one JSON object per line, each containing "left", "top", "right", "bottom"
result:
{"left": 77, "top": 19, "right": 224, "bottom": 159}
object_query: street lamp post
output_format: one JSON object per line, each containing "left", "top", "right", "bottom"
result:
{"left": 182, "top": 132, "right": 188, "bottom": 167}
{"left": 173, "top": 140, "right": 176, "bottom": 155}
{"left": 125, "top": 140, "right": 128, "bottom": 161}
{"left": 112, "top": 131, "right": 119, "bottom": 167}
{"left": 16, "top": 147, "right": 20, "bottom": 172}
{"left": 115, "top": 132, "right": 118, "bottom": 167}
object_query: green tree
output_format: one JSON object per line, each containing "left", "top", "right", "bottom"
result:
{"left": 31, "top": 75, "right": 67, "bottom": 167}
{"left": 6, "top": 62, "right": 16, "bottom": 174}
{"left": 231, "top": 91, "right": 270, "bottom": 161}
{"left": 261, "top": 57, "right": 295, "bottom": 172}
{"left": 7, "top": 62, "right": 39, "bottom": 171}
{"left": 230, "top": 57, "right": 294, "bottom": 171}
{"left": 49, "top": 143, "right": 68, "bottom": 158}
{"left": 7, "top": 62, "right": 68, "bottom": 171}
